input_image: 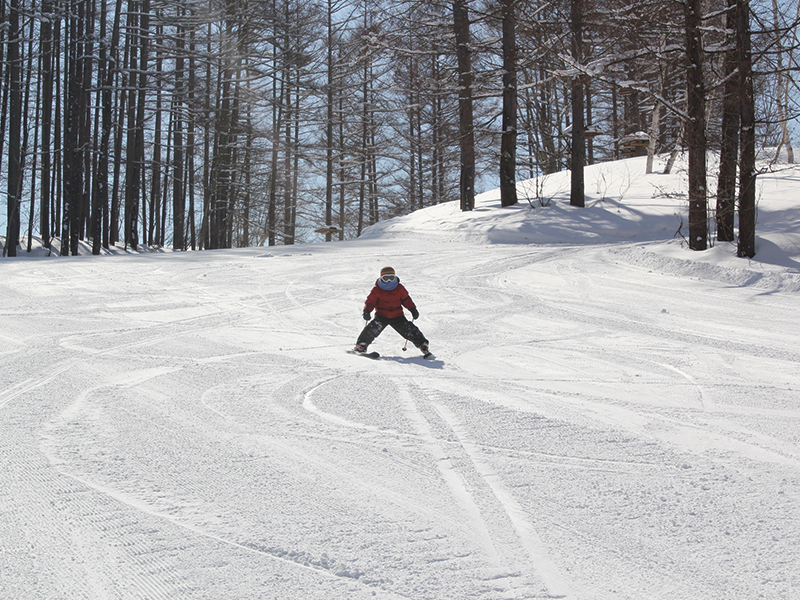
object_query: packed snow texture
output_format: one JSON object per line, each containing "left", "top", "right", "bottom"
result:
{"left": 2, "top": 155, "right": 799, "bottom": 599}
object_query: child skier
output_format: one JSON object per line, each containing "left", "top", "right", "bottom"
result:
{"left": 354, "top": 266, "right": 431, "bottom": 358}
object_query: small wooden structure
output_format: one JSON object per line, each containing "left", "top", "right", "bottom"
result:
{"left": 315, "top": 226, "right": 342, "bottom": 236}
{"left": 584, "top": 124, "right": 602, "bottom": 140}
{"left": 563, "top": 124, "right": 602, "bottom": 140}
{"left": 618, "top": 131, "right": 650, "bottom": 158}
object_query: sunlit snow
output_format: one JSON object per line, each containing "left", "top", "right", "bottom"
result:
{"left": 2, "top": 154, "right": 799, "bottom": 599}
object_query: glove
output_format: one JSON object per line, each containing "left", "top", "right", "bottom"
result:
{"left": 409, "top": 307, "right": 419, "bottom": 320}
{"left": 363, "top": 309, "right": 372, "bottom": 321}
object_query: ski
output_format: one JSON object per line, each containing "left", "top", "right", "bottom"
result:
{"left": 347, "top": 349, "right": 380, "bottom": 359}
{"left": 347, "top": 349, "right": 433, "bottom": 360}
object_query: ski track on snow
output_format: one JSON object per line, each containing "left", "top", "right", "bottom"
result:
{"left": 430, "top": 400, "right": 572, "bottom": 598}
{"left": 36, "top": 366, "right": 414, "bottom": 599}
{"left": 303, "top": 372, "right": 574, "bottom": 598}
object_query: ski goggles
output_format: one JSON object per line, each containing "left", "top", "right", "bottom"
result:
{"left": 380, "top": 273, "right": 397, "bottom": 283}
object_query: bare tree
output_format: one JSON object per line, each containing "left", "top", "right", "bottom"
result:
{"left": 173, "top": 9, "right": 187, "bottom": 251}
{"left": 324, "top": 0, "right": 336, "bottom": 240}
{"left": 39, "top": 0, "right": 57, "bottom": 251}
{"left": 682, "top": 0, "right": 708, "bottom": 251}
{"left": 500, "top": 0, "right": 518, "bottom": 207}
{"left": 737, "top": 0, "right": 756, "bottom": 258}
{"left": 570, "top": 0, "right": 585, "bottom": 208}
{"left": 4, "top": 0, "right": 23, "bottom": 257}
{"left": 453, "top": 0, "right": 475, "bottom": 212}
{"left": 717, "top": 0, "right": 739, "bottom": 243}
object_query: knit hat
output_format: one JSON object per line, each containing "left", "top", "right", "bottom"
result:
{"left": 380, "top": 266, "right": 395, "bottom": 278}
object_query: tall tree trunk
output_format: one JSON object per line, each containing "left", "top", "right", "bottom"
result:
{"left": 27, "top": 31, "right": 41, "bottom": 253}
{"left": 111, "top": 16, "right": 127, "bottom": 247}
{"left": 500, "top": 0, "right": 518, "bottom": 207}
{"left": 134, "top": 0, "right": 150, "bottom": 248}
{"left": 717, "top": 0, "right": 739, "bottom": 243}
{"left": 212, "top": 68, "right": 231, "bottom": 249}
{"left": 408, "top": 46, "right": 418, "bottom": 210}
{"left": 40, "top": 0, "right": 55, "bottom": 250}
{"left": 684, "top": 0, "right": 708, "bottom": 251}
{"left": 291, "top": 87, "right": 300, "bottom": 242}
{"left": 611, "top": 80, "right": 619, "bottom": 160}
{"left": 64, "top": 0, "right": 84, "bottom": 255}
{"left": 267, "top": 7, "right": 280, "bottom": 247}
{"left": 200, "top": 22, "right": 213, "bottom": 250}
{"left": 150, "top": 24, "right": 164, "bottom": 247}
{"left": 737, "top": 0, "right": 756, "bottom": 258}
{"left": 337, "top": 88, "right": 346, "bottom": 241}
{"left": 585, "top": 83, "right": 594, "bottom": 165}
{"left": 357, "top": 6, "right": 370, "bottom": 237}
{"left": 369, "top": 131, "right": 379, "bottom": 224}
{"left": 5, "top": 0, "right": 22, "bottom": 257}
{"left": 325, "top": 0, "right": 335, "bottom": 240}
{"left": 52, "top": 24, "right": 63, "bottom": 245}
{"left": 187, "top": 29, "right": 198, "bottom": 250}
{"left": 432, "top": 55, "right": 445, "bottom": 205}
{"left": 228, "top": 56, "right": 242, "bottom": 248}
{"left": 416, "top": 100, "right": 425, "bottom": 209}
{"left": 284, "top": 70, "right": 294, "bottom": 245}
{"left": 453, "top": 0, "right": 475, "bottom": 211}
{"left": 79, "top": 0, "right": 94, "bottom": 243}
{"left": 124, "top": 1, "right": 140, "bottom": 249}
{"left": 243, "top": 103, "right": 252, "bottom": 247}
{"left": 162, "top": 109, "right": 173, "bottom": 246}
{"left": 0, "top": 0, "right": 7, "bottom": 230}
{"left": 173, "top": 14, "right": 186, "bottom": 250}
{"left": 569, "top": 0, "right": 585, "bottom": 207}
{"left": 209, "top": 2, "right": 240, "bottom": 250}
{"left": 93, "top": 0, "right": 115, "bottom": 254}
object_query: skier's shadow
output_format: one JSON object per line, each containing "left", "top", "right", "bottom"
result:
{"left": 382, "top": 355, "right": 445, "bottom": 369}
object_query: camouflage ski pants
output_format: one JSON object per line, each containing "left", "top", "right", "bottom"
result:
{"left": 356, "top": 315, "right": 427, "bottom": 349}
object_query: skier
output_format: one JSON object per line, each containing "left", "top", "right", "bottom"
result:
{"left": 353, "top": 266, "right": 432, "bottom": 358}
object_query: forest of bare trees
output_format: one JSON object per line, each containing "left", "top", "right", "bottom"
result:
{"left": 0, "top": 0, "right": 798, "bottom": 257}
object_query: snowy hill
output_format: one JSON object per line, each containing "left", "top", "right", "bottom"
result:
{"left": 364, "top": 154, "right": 800, "bottom": 287}
{"left": 2, "top": 155, "right": 799, "bottom": 600}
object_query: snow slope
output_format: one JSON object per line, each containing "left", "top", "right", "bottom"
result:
{"left": 2, "top": 155, "right": 800, "bottom": 600}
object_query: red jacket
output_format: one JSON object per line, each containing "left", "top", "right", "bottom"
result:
{"left": 364, "top": 280, "right": 416, "bottom": 319}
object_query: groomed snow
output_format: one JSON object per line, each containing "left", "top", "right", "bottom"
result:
{"left": 2, "top": 154, "right": 799, "bottom": 599}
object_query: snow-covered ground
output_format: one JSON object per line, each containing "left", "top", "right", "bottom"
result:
{"left": 2, "top": 155, "right": 800, "bottom": 600}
